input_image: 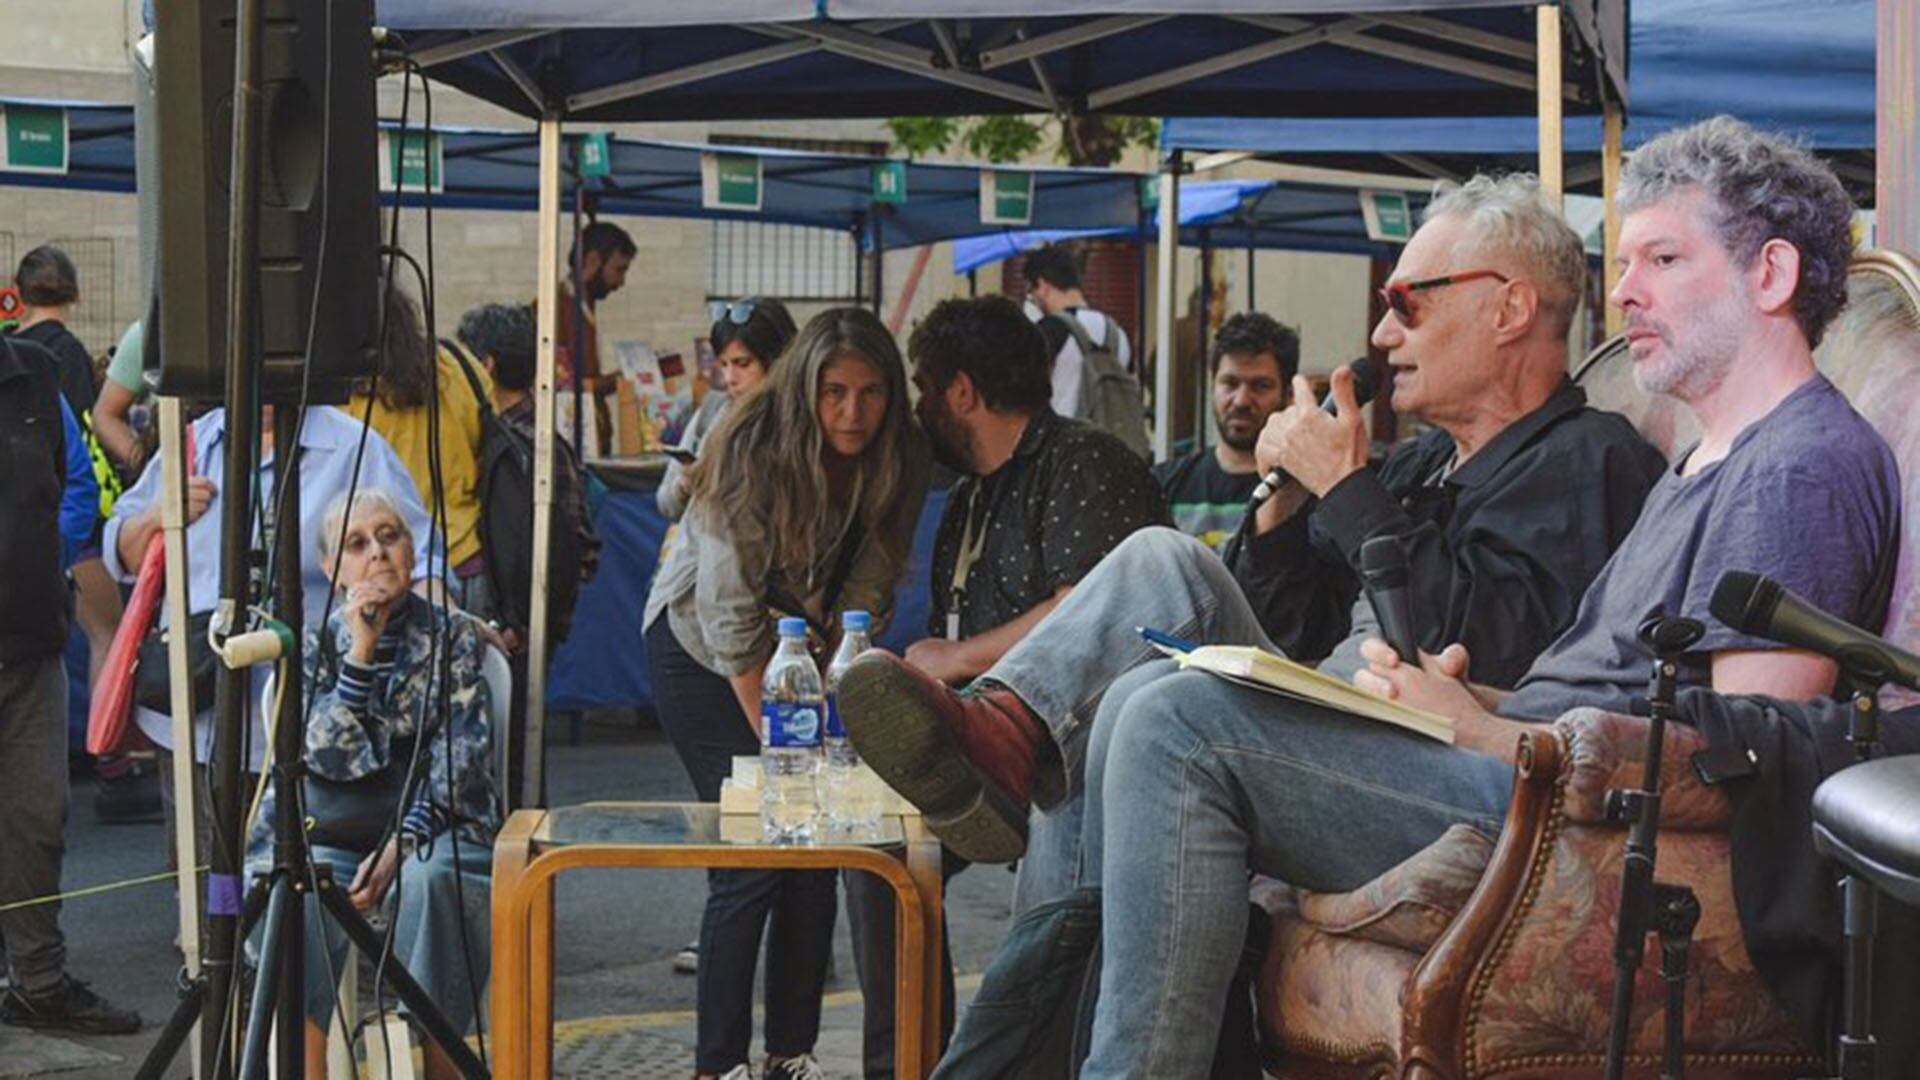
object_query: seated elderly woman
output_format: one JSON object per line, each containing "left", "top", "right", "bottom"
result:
{"left": 247, "top": 486, "right": 500, "bottom": 1080}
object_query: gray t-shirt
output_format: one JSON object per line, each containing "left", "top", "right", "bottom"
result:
{"left": 1500, "top": 376, "right": 1900, "bottom": 722}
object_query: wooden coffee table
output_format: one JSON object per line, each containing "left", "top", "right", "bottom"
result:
{"left": 491, "top": 802, "right": 946, "bottom": 1079}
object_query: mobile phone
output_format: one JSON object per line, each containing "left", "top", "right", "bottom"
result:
{"left": 662, "top": 447, "right": 697, "bottom": 465}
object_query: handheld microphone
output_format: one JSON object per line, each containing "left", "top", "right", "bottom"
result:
{"left": 1709, "top": 571, "right": 1920, "bottom": 692}
{"left": 1248, "top": 357, "right": 1382, "bottom": 505}
{"left": 1359, "top": 534, "right": 1420, "bottom": 663}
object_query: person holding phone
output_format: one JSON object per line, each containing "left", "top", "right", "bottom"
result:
{"left": 643, "top": 308, "right": 928, "bottom": 1080}
{"left": 657, "top": 297, "right": 797, "bottom": 521}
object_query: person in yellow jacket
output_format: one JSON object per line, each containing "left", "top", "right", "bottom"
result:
{"left": 349, "top": 283, "right": 493, "bottom": 615}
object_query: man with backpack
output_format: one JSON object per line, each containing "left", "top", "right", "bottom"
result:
{"left": 452, "top": 303, "right": 601, "bottom": 806}
{"left": 1024, "top": 246, "right": 1150, "bottom": 457}
{"left": 454, "top": 302, "right": 600, "bottom": 653}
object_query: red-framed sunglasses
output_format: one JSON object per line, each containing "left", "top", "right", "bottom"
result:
{"left": 1378, "top": 269, "right": 1511, "bottom": 327}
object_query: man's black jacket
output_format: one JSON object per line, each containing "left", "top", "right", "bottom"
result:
{"left": 1234, "top": 382, "right": 1667, "bottom": 684}
{"left": 1682, "top": 689, "right": 1920, "bottom": 1076}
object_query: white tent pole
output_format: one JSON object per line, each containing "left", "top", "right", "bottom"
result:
{"left": 159, "top": 394, "right": 203, "bottom": 1080}
{"left": 1880, "top": 0, "right": 1919, "bottom": 253}
{"left": 525, "top": 113, "right": 561, "bottom": 810}
{"left": 1154, "top": 152, "right": 1180, "bottom": 462}
{"left": 1536, "top": 4, "right": 1564, "bottom": 208}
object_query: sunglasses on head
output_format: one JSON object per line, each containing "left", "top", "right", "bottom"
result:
{"left": 1378, "top": 269, "right": 1511, "bottom": 328}
{"left": 722, "top": 298, "right": 759, "bottom": 326}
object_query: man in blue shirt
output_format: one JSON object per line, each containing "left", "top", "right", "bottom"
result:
{"left": 0, "top": 336, "right": 134, "bottom": 1034}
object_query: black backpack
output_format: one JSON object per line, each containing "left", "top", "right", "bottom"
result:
{"left": 445, "top": 339, "right": 593, "bottom": 644}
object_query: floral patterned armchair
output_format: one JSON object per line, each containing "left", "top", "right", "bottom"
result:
{"left": 1256, "top": 251, "right": 1920, "bottom": 1079}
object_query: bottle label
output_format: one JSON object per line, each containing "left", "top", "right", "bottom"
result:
{"left": 763, "top": 700, "right": 823, "bottom": 749}
{"left": 825, "top": 694, "right": 847, "bottom": 739}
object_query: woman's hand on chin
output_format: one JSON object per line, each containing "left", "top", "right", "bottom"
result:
{"left": 344, "top": 580, "right": 402, "bottom": 661}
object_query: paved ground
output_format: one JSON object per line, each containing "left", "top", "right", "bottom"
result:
{"left": 2, "top": 713, "right": 1014, "bottom": 1078}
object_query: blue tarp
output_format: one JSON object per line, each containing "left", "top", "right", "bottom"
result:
{"left": 1162, "top": 0, "right": 1873, "bottom": 158}
{"left": 951, "top": 177, "right": 1427, "bottom": 272}
{"left": 548, "top": 481, "right": 948, "bottom": 712}
{"left": 374, "top": 3, "right": 1622, "bottom": 124}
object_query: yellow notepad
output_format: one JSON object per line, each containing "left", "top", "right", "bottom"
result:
{"left": 1170, "top": 645, "right": 1456, "bottom": 744}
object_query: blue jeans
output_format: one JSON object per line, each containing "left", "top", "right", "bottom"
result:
{"left": 281, "top": 840, "right": 492, "bottom": 1034}
{"left": 1077, "top": 671, "right": 1515, "bottom": 1079}
{"left": 987, "top": 528, "right": 1280, "bottom": 914}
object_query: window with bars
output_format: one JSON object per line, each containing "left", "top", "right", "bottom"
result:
{"left": 709, "top": 220, "right": 861, "bottom": 303}
{"left": 705, "top": 132, "right": 885, "bottom": 304}
{"left": 0, "top": 234, "right": 118, "bottom": 356}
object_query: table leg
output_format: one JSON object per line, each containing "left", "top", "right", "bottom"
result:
{"left": 889, "top": 873, "right": 929, "bottom": 1080}
{"left": 904, "top": 823, "right": 946, "bottom": 1077}
{"left": 531, "top": 875, "right": 556, "bottom": 1080}
{"left": 491, "top": 811, "right": 540, "bottom": 1080}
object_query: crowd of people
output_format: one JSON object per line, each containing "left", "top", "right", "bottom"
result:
{"left": 0, "top": 111, "right": 1913, "bottom": 1080}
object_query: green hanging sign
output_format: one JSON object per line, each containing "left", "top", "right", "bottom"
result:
{"left": 872, "top": 160, "right": 908, "bottom": 204}
{"left": 1, "top": 105, "right": 68, "bottom": 175}
{"left": 1360, "top": 190, "right": 1413, "bottom": 243}
{"left": 980, "top": 170, "right": 1034, "bottom": 226}
{"left": 703, "top": 152, "right": 763, "bottom": 212}
{"left": 380, "top": 130, "right": 443, "bottom": 193}
{"left": 579, "top": 132, "right": 613, "bottom": 178}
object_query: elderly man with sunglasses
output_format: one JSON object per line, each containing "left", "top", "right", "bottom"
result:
{"left": 837, "top": 173, "right": 1668, "bottom": 1069}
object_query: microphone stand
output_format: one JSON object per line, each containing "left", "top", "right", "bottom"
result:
{"left": 1829, "top": 682, "right": 1881, "bottom": 1080}
{"left": 1603, "top": 614, "right": 1704, "bottom": 1080}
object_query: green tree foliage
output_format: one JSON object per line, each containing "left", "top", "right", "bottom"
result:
{"left": 886, "top": 114, "right": 1159, "bottom": 167}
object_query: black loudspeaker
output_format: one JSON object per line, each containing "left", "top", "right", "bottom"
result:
{"left": 155, "top": 0, "right": 380, "bottom": 404}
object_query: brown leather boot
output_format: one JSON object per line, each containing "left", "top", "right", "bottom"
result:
{"left": 837, "top": 650, "right": 1045, "bottom": 863}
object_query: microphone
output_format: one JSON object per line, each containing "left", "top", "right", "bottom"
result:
{"left": 1248, "top": 357, "right": 1382, "bottom": 505}
{"left": 1359, "top": 534, "right": 1420, "bottom": 663}
{"left": 1709, "top": 571, "right": 1920, "bottom": 692}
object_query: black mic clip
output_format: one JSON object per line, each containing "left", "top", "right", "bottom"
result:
{"left": 1637, "top": 613, "right": 1705, "bottom": 659}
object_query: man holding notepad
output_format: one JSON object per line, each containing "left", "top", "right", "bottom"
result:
{"left": 842, "top": 120, "right": 1902, "bottom": 1079}
{"left": 844, "top": 173, "right": 1664, "bottom": 906}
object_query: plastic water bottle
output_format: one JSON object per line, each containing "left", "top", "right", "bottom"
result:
{"left": 824, "top": 611, "right": 880, "bottom": 835}
{"left": 761, "top": 617, "right": 824, "bottom": 844}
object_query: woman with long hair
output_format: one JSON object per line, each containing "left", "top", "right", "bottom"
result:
{"left": 658, "top": 297, "right": 798, "bottom": 521}
{"left": 643, "top": 307, "right": 929, "bottom": 1080}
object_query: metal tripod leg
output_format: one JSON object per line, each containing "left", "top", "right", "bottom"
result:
{"left": 313, "top": 869, "right": 489, "bottom": 1080}
{"left": 135, "top": 876, "right": 275, "bottom": 1080}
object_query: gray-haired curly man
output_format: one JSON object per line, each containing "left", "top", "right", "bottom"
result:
{"left": 847, "top": 117, "right": 1903, "bottom": 1078}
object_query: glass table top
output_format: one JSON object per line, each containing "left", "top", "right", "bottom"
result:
{"left": 534, "top": 802, "right": 908, "bottom": 850}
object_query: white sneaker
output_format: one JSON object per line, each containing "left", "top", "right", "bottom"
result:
{"left": 716, "top": 1067, "right": 752, "bottom": 1080}
{"left": 673, "top": 940, "right": 698, "bottom": 974}
{"left": 764, "top": 1053, "right": 825, "bottom": 1080}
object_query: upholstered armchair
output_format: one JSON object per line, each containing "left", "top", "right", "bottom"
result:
{"left": 1257, "top": 251, "right": 1920, "bottom": 1079}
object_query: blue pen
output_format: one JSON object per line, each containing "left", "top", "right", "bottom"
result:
{"left": 1137, "top": 626, "right": 1198, "bottom": 654}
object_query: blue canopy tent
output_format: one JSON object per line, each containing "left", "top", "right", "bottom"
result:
{"left": 951, "top": 177, "right": 1432, "bottom": 273}
{"left": 378, "top": 2, "right": 1624, "bottom": 125}
{"left": 1159, "top": 0, "right": 1876, "bottom": 192}
{"left": 0, "top": 102, "right": 1148, "bottom": 250}
{"left": 0, "top": 99, "right": 136, "bottom": 194}
{"left": 362, "top": 0, "right": 1627, "bottom": 805}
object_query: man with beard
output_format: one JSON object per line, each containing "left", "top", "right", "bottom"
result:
{"left": 839, "top": 175, "right": 1669, "bottom": 1077}
{"left": 840, "top": 294, "right": 1164, "bottom": 1079}
{"left": 553, "top": 221, "right": 635, "bottom": 454}
{"left": 852, "top": 119, "right": 1900, "bottom": 1079}
{"left": 1153, "top": 311, "right": 1298, "bottom": 550}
